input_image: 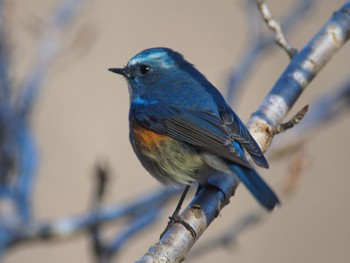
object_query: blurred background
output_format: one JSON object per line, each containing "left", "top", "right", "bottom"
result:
{"left": 2, "top": 0, "right": 350, "bottom": 262}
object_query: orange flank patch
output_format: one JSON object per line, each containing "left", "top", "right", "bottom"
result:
{"left": 133, "top": 127, "right": 169, "bottom": 150}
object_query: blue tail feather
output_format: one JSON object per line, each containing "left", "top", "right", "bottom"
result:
{"left": 229, "top": 164, "right": 280, "bottom": 211}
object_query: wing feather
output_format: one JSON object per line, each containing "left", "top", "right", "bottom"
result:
{"left": 132, "top": 102, "right": 268, "bottom": 168}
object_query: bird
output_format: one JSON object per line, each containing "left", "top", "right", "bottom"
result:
{"left": 109, "top": 47, "right": 279, "bottom": 213}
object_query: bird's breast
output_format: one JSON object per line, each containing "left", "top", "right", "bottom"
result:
{"left": 129, "top": 121, "right": 205, "bottom": 186}
{"left": 132, "top": 124, "right": 168, "bottom": 151}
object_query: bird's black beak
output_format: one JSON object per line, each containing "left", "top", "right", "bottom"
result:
{"left": 108, "top": 67, "right": 130, "bottom": 78}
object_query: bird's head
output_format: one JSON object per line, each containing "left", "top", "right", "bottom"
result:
{"left": 109, "top": 47, "right": 192, "bottom": 98}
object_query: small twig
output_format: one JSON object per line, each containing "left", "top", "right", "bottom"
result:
{"left": 92, "top": 162, "right": 109, "bottom": 205}
{"left": 90, "top": 162, "right": 110, "bottom": 263}
{"left": 256, "top": 0, "right": 298, "bottom": 58}
{"left": 272, "top": 105, "right": 309, "bottom": 135}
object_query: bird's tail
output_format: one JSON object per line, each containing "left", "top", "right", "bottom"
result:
{"left": 229, "top": 164, "right": 280, "bottom": 211}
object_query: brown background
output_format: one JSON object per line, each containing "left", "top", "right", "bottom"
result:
{"left": 6, "top": 1, "right": 350, "bottom": 262}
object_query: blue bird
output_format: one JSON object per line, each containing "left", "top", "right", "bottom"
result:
{"left": 109, "top": 47, "right": 279, "bottom": 211}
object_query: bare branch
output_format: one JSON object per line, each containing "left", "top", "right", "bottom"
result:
{"left": 4, "top": 187, "right": 178, "bottom": 248}
{"left": 257, "top": 0, "right": 298, "bottom": 58}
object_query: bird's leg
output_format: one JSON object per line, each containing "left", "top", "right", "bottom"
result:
{"left": 160, "top": 185, "right": 196, "bottom": 239}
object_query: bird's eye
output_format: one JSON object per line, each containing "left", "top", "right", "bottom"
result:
{"left": 139, "top": 64, "right": 150, "bottom": 75}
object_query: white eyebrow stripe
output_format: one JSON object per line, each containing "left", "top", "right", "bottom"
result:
{"left": 128, "top": 51, "right": 171, "bottom": 68}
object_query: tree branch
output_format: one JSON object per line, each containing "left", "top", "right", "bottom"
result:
{"left": 4, "top": 187, "right": 177, "bottom": 248}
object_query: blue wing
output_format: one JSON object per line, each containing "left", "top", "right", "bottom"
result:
{"left": 131, "top": 100, "right": 268, "bottom": 169}
{"left": 218, "top": 106, "right": 269, "bottom": 168}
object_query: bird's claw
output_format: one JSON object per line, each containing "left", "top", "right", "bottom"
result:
{"left": 160, "top": 213, "right": 197, "bottom": 240}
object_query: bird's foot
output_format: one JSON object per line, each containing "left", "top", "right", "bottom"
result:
{"left": 160, "top": 212, "right": 196, "bottom": 240}
{"left": 160, "top": 185, "right": 196, "bottom": 239}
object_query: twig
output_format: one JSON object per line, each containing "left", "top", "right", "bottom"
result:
{"left": 90, "top": 163, "right": 110, "bottom": 263}
{"left": 257, "top": 0, "right": 298, "bottom": 58}
{"left": 272, "top": 105, "right": 309, "bottom": 135}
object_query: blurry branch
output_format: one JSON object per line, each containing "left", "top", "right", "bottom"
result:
{"left": 88, "top": 163, "right": 175, "bottom": 263}
{"left": 4, "top": 187, "right": 177, "bottom": 247}
{"left": 16, "top": 0, "right": 88, "bottom": 221}
{"left": 257, "top": 0, "right": 298, "bottom": 58}
{"left": 0, "top": 0, "right": 13, "bottom": 189}
{"left": 90, "top": 163, "right": 109, "bottom": 263}
{"left": 137, "top": 2, "right": 350, "bottom": 262}
{"left": 0, "top": 0, "right": 91, "bottom": 254}
{"left": 18, "top": 0, "right": 88, "bottom": 115}
{"left": 226, "top": 0, "right": 315, "bottom": 104}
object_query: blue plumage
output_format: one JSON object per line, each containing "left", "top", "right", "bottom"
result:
{"left": 109, "top": 47, "right": 279, "bottom": 211}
